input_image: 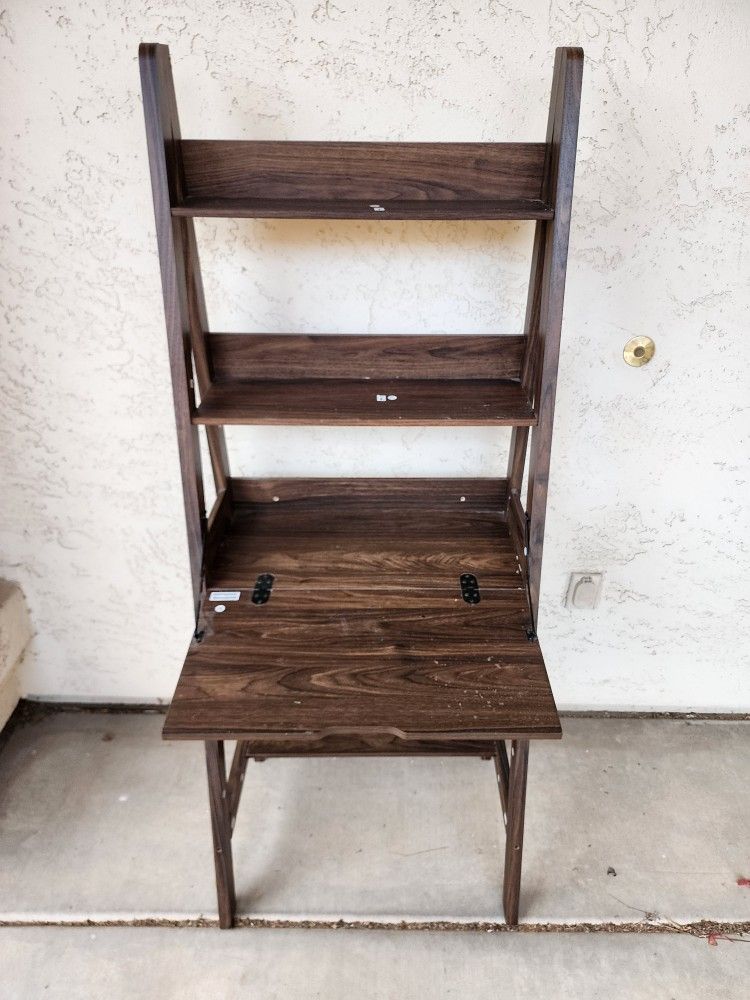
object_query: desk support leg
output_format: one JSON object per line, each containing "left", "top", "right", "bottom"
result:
{"left": 502, "top": 739, "right": 530, "bottom": 926}
{"left": 205, "top": 740, "right": 237, "bottom": 928}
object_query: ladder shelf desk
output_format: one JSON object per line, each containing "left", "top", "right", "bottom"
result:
{"left": 140, "top": 43, "right": 583, "bottom": 928}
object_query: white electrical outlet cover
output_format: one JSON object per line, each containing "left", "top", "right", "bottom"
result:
{"left": 565, "top": 572, "right": 604, "bottom": 609}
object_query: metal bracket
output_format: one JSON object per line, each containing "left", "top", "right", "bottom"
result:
{"left": 251, "top": 573, "right": 274, "bottom": 605}
{"left": 460, "top": 573, "right": 480, "bottom": 605}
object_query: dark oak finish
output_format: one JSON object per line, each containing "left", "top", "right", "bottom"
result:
{"left": 140, "top": 43, "right": 583, "bottom": 929}
{"left": 227, "top": 476, "right": 509, "bottom": 506}
{"left": 195, "top": 378, "right": 535, "bottom": 426}
{"left": 173, "top": 197, "right": 554, "bottom": 221}
{"left": 139, "top": 44, "right": 206, "bottom": 613}
{"left": 203, "top": 487, "right": 233, "bottom": 577}
{"left": 205, "top": 740, "right": 236, "bottom": 928}
{"left": 502, "top": 739, "right": 530, "bottom": 925}
{"left": 226, "top": 740, "right": 249, "bottom": 829}
{"left": 507, "top": 489, "right": 530, "bottom": 590}
{"left": 209, "top": 334, "right": 526, "bottom": 382}
{"left": 494, "top": 741, "right": 510, "bottom": 820}
{"left": 523, "top": 48, "right": 583, "bottom": 622}
{"left": 174, "top": 140, "right": 552, "bottom": 219}
{"left": 163, "top": 480, "right": 560, "bottom": 742}
{"left": 243, "top": 734, "right": 496, "bottom": 758}
{"left": 171, "top": 633, "right": 558, "bottom": 743}
{"left": 209, "top": 477, "right": 516, "bottom": 591}
{"left": 181, "top": 140, "right": 547, "bottom": 200}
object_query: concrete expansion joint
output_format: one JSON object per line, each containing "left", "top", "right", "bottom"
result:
{"left": 1, "top": 918, "right": 748, "bottom": 940}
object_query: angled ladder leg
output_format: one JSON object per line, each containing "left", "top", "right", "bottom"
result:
{"left": 497, "top": 739, "right": 530, "bottom": 926}
{"left": 226, "top": 740, "right": 250, "bottom": 832}
{"left": 205, "top": 740, "right": 236, "bottom": 928}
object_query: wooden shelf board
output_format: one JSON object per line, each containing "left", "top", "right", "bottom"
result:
{"left": 207, "top": 334, "right": 527, "bottom": 383}
{"left": 172, "top": 197, "right": 554, "bottom": 220}
{"left": 163, "top": 478, "right": 560, "bottom": 743}
{"left": 174, "top": 140, "right": 553, "bottom": 219}
{"left": 193, "top": 379, "right": 536, "bottom": 426}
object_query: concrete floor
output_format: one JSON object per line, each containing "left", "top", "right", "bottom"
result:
{"left": 1, "top": 927, "right": 749, "bottom": 1000}
{"left": 0, "top": 712, "right": 749, "bottom": 997}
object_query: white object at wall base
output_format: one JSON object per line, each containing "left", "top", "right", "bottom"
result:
{"left": 0, "top": 581, "right": 32, "bottom": 731}
{"left": 0, "top": 667, "right": 21, "bottom": 733}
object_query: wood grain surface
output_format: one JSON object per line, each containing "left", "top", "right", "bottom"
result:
{"left": 180, "top": 140, "right": 547, "bottom": 200}
{"left": 208, "top": 334, "right": 526, "bottom": 382}
{"left": 194, "top": 378, "right": 535, "bottom": 426}
{"left": 140, "top": 42, "right": 582, "bottom": 931}
{"left": 173, "top": 140, "right": 553, "bottom": 219}
{"left": 163, "top": 479, "right": 560, "bottom": 742}
{"left": 172, "top": 197, "right": 554, "bottom": 220}
{"left": 139, "top": 43, "right": 206, "bottom": 613}
{"left": 524, "top": 48, "right": 583, "bottom": 622}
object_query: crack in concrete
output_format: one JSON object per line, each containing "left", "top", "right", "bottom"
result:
{"left": 0, "top": 917, "right": 748, "bottom": 939}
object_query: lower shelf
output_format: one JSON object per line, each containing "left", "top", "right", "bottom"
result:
{"left": 163, "top": 478, "right": 560, "bottom": 743}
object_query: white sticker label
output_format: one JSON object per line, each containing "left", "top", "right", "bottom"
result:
{"left": 209, "top": 591, "right": 241, "bottom": 602}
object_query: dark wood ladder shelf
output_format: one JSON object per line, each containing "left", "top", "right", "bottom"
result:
{"left": 140, "top": 43, "right": 584, "bottom": 930}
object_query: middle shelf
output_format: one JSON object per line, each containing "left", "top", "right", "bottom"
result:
{"left": 195, "top": 378, "right": 535, "bottom": 426}
{"left": 192, "top": 333, "right": 536, "bottom": 426}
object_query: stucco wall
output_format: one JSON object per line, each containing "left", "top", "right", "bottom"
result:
{"left": 1, "top": 1, "right": 748, "bottom": 708}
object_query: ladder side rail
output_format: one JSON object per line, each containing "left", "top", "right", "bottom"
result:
{"left": 524, "top": 47, "right": 584, "bottom": 624}
{"left": 140, "top": 42, "right": 208, "bottom": 616}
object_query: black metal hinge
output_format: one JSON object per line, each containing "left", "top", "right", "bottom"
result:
{"left": 460, "top": 573, "right": 481, "bottom": 605}
{"left": 251, "top": 573, "right": 275, "bottom": 605}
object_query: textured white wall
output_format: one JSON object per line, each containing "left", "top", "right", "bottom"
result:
{"left": 1, "top": 2, "right": 749, "bottom": 709}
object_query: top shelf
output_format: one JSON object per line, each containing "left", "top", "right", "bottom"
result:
{"left": 172, "top": 198, "right": 554, "bottom": 220}
{"left": 171, "top": 140, "right": 554, "bottom": 221}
